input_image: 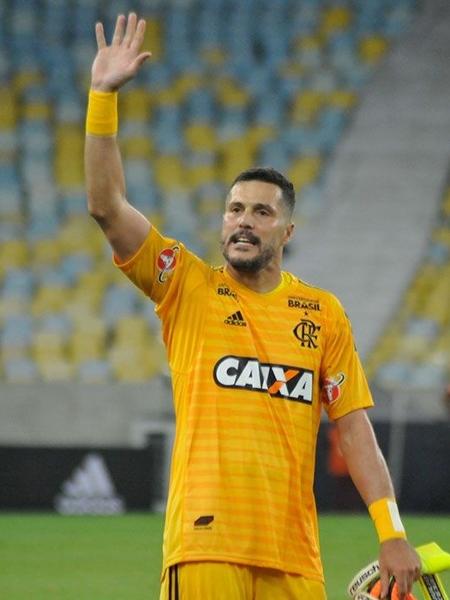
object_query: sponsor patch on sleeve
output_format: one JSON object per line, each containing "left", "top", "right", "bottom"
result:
{"left": 321, "top": 372, "right": 346, "bottom": 405}
{"left": 157, "top": 245, "right": 180, "bottom": 283}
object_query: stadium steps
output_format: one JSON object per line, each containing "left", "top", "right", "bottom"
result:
{"left": 285, "top": 0, "right": 450, "bottom": 369}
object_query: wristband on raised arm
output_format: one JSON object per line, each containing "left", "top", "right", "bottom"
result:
{"left": 86, "top": 89, "right": 118, "bottom": 136}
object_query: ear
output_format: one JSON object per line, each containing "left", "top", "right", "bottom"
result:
{"left": 283, "top": 222, "right": 295, "bottom": 245}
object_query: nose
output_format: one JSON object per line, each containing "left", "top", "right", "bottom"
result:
{"left": 237, "top": 208, "right": 254, "bottom": 228}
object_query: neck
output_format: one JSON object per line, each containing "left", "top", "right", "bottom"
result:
{"left": 225, "top": 262, "right": 283, "bottom": 293}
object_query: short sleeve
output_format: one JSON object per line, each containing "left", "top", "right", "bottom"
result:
{"left": 321, "top": 296, "right": 374, "bottom": 420}
{"left": 113, "top": 226, "right": 207, "bottom": 310}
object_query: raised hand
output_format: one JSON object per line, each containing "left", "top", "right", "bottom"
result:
{"left": 91, "top": 13, "right": 151, "bottom": 92}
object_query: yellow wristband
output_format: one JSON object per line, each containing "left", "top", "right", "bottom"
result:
{"left": 86, "top": 89, "right": 118, "bottom": 136}
{"left": 369, "top": 497, "right": 406, "bottom": 543}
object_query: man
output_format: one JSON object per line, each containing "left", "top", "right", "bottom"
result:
{"left": 85, "top": 13, "right": 421, "bottom": 599}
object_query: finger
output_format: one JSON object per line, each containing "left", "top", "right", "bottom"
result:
{"left": 380, "top": 569, "right": 390, "bottom": 599}
{"left": 95, "top": 22, "right": 107, "bottom": 49}
{"left": 394, "top": 574, "right": 408, "bottom": 600}
{"left": 123, "top": 12, "right": 137, "bottom": 47}
{"left": 112, "top": 14, "right": 126, "bottom": 46}
{"left": 130, "top": 18, "right": 147, "bottom": 52}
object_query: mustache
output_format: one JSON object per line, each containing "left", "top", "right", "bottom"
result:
{"left": 228, "top": 231, "right": 260, "bottom": 245}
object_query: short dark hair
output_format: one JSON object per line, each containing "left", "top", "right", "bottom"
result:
{"left": 230, "top": 167, "right": 296, "bottom": 217}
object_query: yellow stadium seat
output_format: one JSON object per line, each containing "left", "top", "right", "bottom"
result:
{"left": 59, "top": 216, "right": 104, "bottom": 257}
{"left": 121, "top": 136, "right": 154, "bottom": 159}
{"left": 30, "top": 239, "right": 61, "bottom": 267}
{"left": 173, "top": 73, "right": 204, "bottom": 99}
{"left": 114, "top": 315, "right": 153, "bottom": 342}
{"left": 442, "top": 189, "right": 450, "bottom": 217}
{"left": 31, "top": 285, "right": 70, "bottom": 316}
{"left": 0, "top": 240, "right": 28, "bottom": 277}
{"left": 184, "top": 123, "right": 217, "bottom": 153}
{"left": 142, "top": 17, "right": 162, "bottom": 59}
{"left": 154, "top": 154, "right": 186, "bottom": 191}
{"left": 360, "top": 36, "right": 389, "bottom": 64}
{"left": 64, "top": 297, "right": 99, "bottom": 322}
{"left": 187, "top": 162, "right": 217, "bottom": 189}
{"left": 69, "top": 330, "right": 105, "bottom": 365}
{"left": 200, "top": 47, "right": 227, "bottom": 67}
{"left": 32, "top": 331, "right": 65, "bottom": 356}
{"left": 54, "top": 125, "right": 84, "bottom": 189}
{"left": 219, "top": 87, "right": 249, "bottom": 108}
{"left": 220, "top": 146, "right": 254, "bottom": 184}
{"left": 0, "top": 90, "right": 18, "bottom": 127}
{"left": 215, "top": 78, "right": 249, "bottom": 108}
{"left": 109, "top": 342, "right": 164, "bottom": 381}
{"left": 292, "top": 90, "right": 324, "bottom": 124}
{"left": 197, "top": 195, "right": 223, "bottom": 218}
{"left": 327, "top": 90, "right": 358, "bottom": 110}
{"left": 37, "top": 357, "right": 74, "bottom": 381}
{"left": 74, "top": 315, "right": 107, "bottom": 336}
{"left": 321, "top": 6, "right": 352, "bottom": 36}
{"left": 288, "top": 156, "right": 322, "bottom": 190}
{"left": 120, "top": 88, "right": 152, "bottom": 120}
{"left": 22, "top": 102, "right": 51, "bottom": 120}
{"left": 158, "top": 86, "right": 183, "bottom": 106}
{"left": 294, "top": 35, "right": 322, "bottom": 53}
{"left": 13, "top": 70, "right": 42, "bottom": 93}
{"left": 146, "top": 211, "right": 165, "bottom": 231}
{"left": 246, "top": 125, "right": 276, "bottom": 151}
{"left": 76, "top": 270, "right": 109, "bottom": 295}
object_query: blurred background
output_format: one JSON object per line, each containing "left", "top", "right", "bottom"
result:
{"left": 0, "top": 0, "right": 449, "bottom": 518}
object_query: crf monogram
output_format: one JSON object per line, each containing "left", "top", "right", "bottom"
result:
{"left": 293, "top": 319, "right": 320, "bottom": 349}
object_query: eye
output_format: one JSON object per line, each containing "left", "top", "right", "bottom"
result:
{"left": 257, "top": 208, "right": 270, "bottom": 216}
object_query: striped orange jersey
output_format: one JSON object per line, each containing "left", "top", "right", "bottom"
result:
{"left": 115, "top": 227, "right": 373, "bottom": 582}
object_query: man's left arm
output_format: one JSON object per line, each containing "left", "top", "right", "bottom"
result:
{"left": 335, "top": 409, "right": 422, "bottom": 599}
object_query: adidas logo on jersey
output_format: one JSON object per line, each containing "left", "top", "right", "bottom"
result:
{"left": 54, "top": 453, "right": 125, "bottom": 515}
{"left": 224, "top": 311, "right": 246, "bottom": 326}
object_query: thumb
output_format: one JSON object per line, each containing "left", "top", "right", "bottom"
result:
{"left": 132, "top": 51, "right": 152, "bottom": 71}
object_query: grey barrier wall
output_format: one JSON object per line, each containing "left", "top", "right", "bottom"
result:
{"left": 0, "top": 444, "right": 164, "bottom": 513}
{"left": 0, "top": 380, "right": 173, "bottom": 446}
{"left": 1, "top": 381, "right": 448, "bottom": 512}
{"left": 1, "top": 423, "right": 448, "bottom": 514}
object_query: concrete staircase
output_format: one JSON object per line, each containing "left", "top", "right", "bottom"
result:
{"left": 286, "top": 0, "right": 450, "bottom": 358}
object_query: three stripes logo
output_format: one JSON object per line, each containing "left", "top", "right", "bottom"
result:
{"left": 224, "top": 310, "right": 247, "bottom": 326}
{"left": 54, "top": 453, "right": 125, "bottom": 515}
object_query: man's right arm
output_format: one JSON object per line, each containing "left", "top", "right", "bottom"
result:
{"left": 84, "top": 13, "right": 152, "bottom": 262}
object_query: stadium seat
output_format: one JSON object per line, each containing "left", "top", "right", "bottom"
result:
{"left": 0, "top": 0, "right": 420, "bottom": 381}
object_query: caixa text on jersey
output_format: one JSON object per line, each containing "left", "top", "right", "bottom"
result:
{"left": 213, "top": 356, "right": 313, "bottom": 404}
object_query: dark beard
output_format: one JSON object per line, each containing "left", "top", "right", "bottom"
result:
{"left": 222, "top": 245, "right": 275, "bottom": 273}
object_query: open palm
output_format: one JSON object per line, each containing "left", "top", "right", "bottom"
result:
{"left": 91, "top": 13, "right": 151, "bottom": 92}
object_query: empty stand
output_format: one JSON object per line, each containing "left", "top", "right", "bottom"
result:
{"left": 0, "top": 0, "right": 419, "bottom": 382}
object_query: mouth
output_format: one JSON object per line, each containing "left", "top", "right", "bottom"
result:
{"left": 229, "top": 232, "right": 259, "bottom": 247}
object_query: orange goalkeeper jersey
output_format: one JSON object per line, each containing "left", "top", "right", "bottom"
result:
{"left": 115, "top": 227, "right": 373, "bottom": 582}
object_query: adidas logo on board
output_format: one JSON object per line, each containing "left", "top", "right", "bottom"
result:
{"left": 54, "top": 453, "right": 125, "bottom": 515}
